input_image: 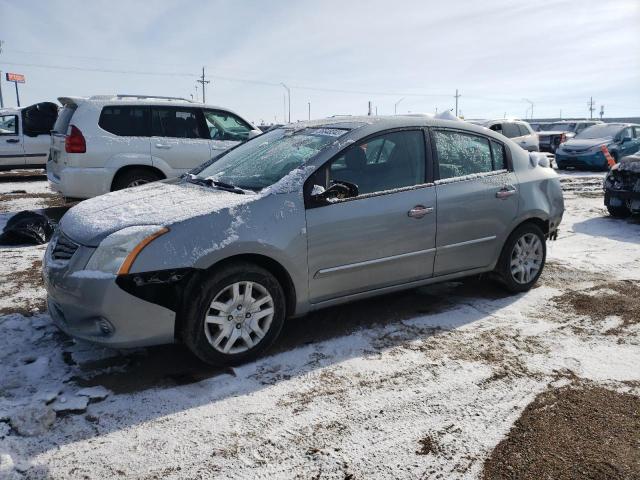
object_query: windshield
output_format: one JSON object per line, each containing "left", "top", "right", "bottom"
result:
{"left": 575, "top": 124, "right": 622, "bottom": 139}
{"left": 546, "top": 123, "right": 575, "bottom": 132}
{"left": 193, "top": 127, "right": 348, "bottom": 190}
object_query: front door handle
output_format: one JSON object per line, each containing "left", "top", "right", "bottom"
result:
{"left": 496, "top": 185, "right": 517, "bottom": 199}
{"left": 155, "top": 143, "right": 172, "bottom": 149}
{"left": 408, "top": 205, "right": 434, "bottom": 218}
{"left": 6, "top": 138, "right": 19, "bottom": 144}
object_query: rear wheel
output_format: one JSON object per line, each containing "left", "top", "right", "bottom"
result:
{"left": 607, "top": 205, "right": 631, "bottom": 218}
{"left": 180, "top": 262, "right": 286, "bottom": 366}
{"left": 112, "top": 168, "right": 163, "bottom": 191}
{"left": 496, "top": 224, "right": 546, "bottom": 293}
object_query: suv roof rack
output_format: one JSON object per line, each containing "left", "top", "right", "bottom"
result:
{"left": 89, "top": 94, "right": 196, "bottom": 103}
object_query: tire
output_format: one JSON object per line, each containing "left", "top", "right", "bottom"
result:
{"left": 556, "top": 163, "right": 566, "bottom": 170}
{"left": 112, "top": 168, "right": 163, "bottom": 191}
{"left": 180, "top": 262, "right": 286, "bottom": 366}
{"left": 496, "top": 223, "right": 546, "bottom": 293}
{"left": 607, "top": 205, "right": 631, "bottom": 218}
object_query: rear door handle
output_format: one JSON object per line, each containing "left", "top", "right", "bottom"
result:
{"left": 6, "top": 138, "right": 19, "bottom": 143}
{"left": 155, "top": 143, "right": 171, "bottom": 149}
{"left": 408, "top": 205, "right": 434, "bottom": 218}
{"left": 496, "top": 185, "right": 517, "bottom": 199}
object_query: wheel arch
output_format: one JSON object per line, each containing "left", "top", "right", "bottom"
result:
{"left": 110, "top": 165, "right": 166, "bottom": 191}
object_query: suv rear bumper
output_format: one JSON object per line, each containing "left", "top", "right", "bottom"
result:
{"left": 47, "top": 165, "right": 112, "bottom": 199}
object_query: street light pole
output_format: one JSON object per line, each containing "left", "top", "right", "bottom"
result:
{"left": 308, "top": 101, "right": 311, "bottom": 121}
{"left": 523, "top": 98, "right": 534, "bottom": 119}
{"left": 280, "top": 83, "right": 291, "bottom": 123}
{"left": 394, "top": 97, "right": 404, "bottom": 115}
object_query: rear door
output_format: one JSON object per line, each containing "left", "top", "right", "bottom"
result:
{"left": 305, "top": 129, "right": 437, "bottom": 303}
{"left": 0, "top": 113, "right": 24, "bottom": 167}
{"left": 431, "top": 129, "right": 518, "bottom": 276}
{"left": 150, "top": 106, "right": 212, "bottom": 175}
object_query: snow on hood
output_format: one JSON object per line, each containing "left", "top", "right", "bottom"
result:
{"left": 60, "top": 181, "right": 260, "bottom": 246}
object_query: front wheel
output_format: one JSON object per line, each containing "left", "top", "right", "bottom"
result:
{"left": 180, "top": 262, "right": 286, "bottom": 366}
{"left": 496, "top": 224, "right": 546, "bottom": 293}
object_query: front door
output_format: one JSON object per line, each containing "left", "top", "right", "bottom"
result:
{"left": 0, "top": 113, "right": 24, "bottom": 168}
{"left": 431, "top": 129, "right": 519, "bottom": 276}
{"left": 150, "top": 106, "right": 213, "bottom": 176}
{"left": 305, "top": 129, "right": 437, "bottom": 303}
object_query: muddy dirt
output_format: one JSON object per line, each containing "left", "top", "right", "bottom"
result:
{"left": 0, "top": 192, "right": 67, "bottom": 213}
{"left": 553, "top": 280, "right": 640, "bottom": 335}
{"left": 482, "top": 382, "right": 640, "bottom": 480}
{"left": 0, "top": 258, "right": 46, "bottom": 315}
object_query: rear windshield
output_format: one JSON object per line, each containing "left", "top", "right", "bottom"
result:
{"left": 547, "top": 123, "right": 575, "bottom": 132}
{"left": 575, "top": 124, "right": 622, "bottom": 139}
{"left": 52, "top": 105, "right": 76, "bottom": 134}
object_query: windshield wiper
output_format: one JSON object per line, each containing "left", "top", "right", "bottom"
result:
{"left": 185, "top": 174, "right": 246, "bottom": 194}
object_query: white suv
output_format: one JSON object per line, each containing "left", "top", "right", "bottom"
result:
{"left": 47, "top": 95, "right": 261, "bottom": 198}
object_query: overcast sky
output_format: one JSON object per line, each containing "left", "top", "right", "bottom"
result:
{"left": 1, "top": 0, "right": 638, "bottom": 123}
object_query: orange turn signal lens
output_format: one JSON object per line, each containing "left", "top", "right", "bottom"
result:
{"left": 117, "top": 227, "right": 169, "bottom": 275}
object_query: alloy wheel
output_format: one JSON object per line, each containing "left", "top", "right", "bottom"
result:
{"left": 203, "top": 281, "right": 274, "bottom": 354}
{"left": 510, "top": 233, "right": 543, "bottom": 284}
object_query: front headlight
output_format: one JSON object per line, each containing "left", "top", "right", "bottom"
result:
{"left": 85, "top": 225, "right": 169, "bottom": 275}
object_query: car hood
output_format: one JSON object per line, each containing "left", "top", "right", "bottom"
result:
{"left": 60, "top": 180, "right": 261, "bottom": 246}
{"left": 561, "top": 137, "right": 611, "bottom": 149}
{"left": 618, "top": 154, "right": 640, "bottom": 173}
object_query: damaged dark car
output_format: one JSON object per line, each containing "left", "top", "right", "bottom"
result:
{"left": 604, "top": 153, "right": 640, "bottom": 217}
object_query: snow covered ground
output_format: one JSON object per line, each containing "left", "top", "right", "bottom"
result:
{"left": 0, "top": 171, "right": 639, "bottom": 479}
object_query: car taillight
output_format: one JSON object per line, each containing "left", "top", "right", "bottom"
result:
{"left": 65, "top": 125, "right": 86, "bottom": 153}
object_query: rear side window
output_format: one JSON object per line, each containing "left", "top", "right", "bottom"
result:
{"left": 0, "top": 115, "right": 18, "bottom": 135}
{"left": 491, "top": 140, "right": 507, "bottom": 170}
{"left": 99, "top": 106, "right": 150, "bottom": 136}
{"left": 502, "top": 123, "right": 521, "bottom": 138}
{"left": 53, "top": 106, "right": 76, "bottom": 134}
{"left": 517, "top": 124, "right": 531, "bottom": 136}
{"left": 152, "top": 108, "right": 205, "bottom": 139}
{"left": 433, "top": 130, "right": 493, "bottom": 179}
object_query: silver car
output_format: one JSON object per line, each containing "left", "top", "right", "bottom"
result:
{"left": 43, "top": 116, "right": 564, "bottom": 365}
{"left": 469, "top": 119, "right": 540, "bottom": 152}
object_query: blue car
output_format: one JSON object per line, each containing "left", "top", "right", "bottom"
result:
{"left": 555, "top": 123, "right": 640, "bottom": 171}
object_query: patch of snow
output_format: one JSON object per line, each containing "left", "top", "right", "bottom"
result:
{"left": 9, "top": 405, "right": 56, "bottom": 437}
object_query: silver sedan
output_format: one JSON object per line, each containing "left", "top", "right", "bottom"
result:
{"left": 43, "top": 116, "right": 564, "bottom": 365}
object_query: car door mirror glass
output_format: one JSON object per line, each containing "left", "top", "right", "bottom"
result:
{"left": 311, "top": 181, "right": 359, "bottom": 204}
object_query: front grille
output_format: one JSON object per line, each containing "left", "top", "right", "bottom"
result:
{"left": 52, "top": 232, "right": 79, "bottom": 260}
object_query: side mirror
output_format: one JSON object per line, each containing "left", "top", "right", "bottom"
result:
{"left": 247, "top": 130, "right": 261, "bottom": 140}
{"left": 311, "top": 180, "right": 359, "bottom": 204}
{"left": 622, "top": 136, "right": 632, "bottom": 144}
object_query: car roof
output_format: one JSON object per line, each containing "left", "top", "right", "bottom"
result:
{"left": 58, "top": 95, "right": 235, "bottom": 112}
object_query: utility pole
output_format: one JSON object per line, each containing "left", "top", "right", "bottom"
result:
{"left": 367, "top": 101, "right": 372, "bottom": 116}
{"left": 599, "top": 105, "right": 604, "bottom": 120}
{"left": 280, "top": 83, "right": 291, "bottom": 123}
{"left": 308, "top": 101, "right": 311, "bottom": 120}
{"left": 454, "top": 89, "right": 461, "bottom": 117}
{"left": 196, "top": 67, "right": 210, "bottom": 103}
{"left": 0, "top": 40, "right": 4, "bottom": 108}
{"left": 559, "top": 109, "right": 562, "bottom": 120}
{"left": 282, "top": 93, "right": 286, "bottom": 123}
{"left": 588, "top": 96, "right": 595, "bottom": 120}
{"left": 523, "top": 98, "right": 534, "bottom": 119}
{"left": 394, "top": 97, "right": 404, "bottom": 115}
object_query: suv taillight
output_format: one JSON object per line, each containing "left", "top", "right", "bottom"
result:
{"left": 65, "top": 125, "right": 86, "bottom": 153}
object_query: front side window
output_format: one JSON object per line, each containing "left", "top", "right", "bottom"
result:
{"left": 192, "top": 127, "right": 346, "bottom": 190}
{"left": 619, "top": 127, "right": 633, "bottom": 140}
{"left": 99, "top": 106, "right": 150, "bottom": 137}
{"left": 517, "top": 124, "right": 531, "bottom": 136}
{"left": 203, "top": 110, "right": 253, "bottom": 141}
{"left": 434, "top": 130, "right": 494, "bottom": 179}
{"left": 0, "top": 115, "right": 18, "bottom": 135}
{"left": 314, "top": 130, "right": 426, "bottom": 196}
{"left": 151, "top": 108, "right": 204, "bottom": 139}
{"left": 576, "top": 124, "right": 623, "bottom": 139}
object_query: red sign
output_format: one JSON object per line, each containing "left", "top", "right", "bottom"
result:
{"left": 6, "top": 73, "right": 25, "bottom": 83}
